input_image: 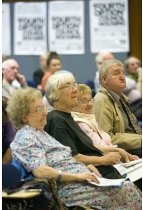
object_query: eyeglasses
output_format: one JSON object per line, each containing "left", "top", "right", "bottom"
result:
{"left": 80, "top": 98, "right": 94, "bottom": 104}
{"left": 59, "top": 83, "right": 78, "bottom": 90}
{"left": 32, "top": 106, "right": 47, "bottom": 114}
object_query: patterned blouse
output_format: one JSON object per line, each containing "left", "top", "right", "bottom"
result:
{"left": 11, "top": 125, "right": 141, "bottom": 209}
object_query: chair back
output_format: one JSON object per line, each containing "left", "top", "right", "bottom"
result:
{"left": 2, "top": 163, "right": 21, "bottom": 189}
{"left": 11, "top": 159, "right": 33, "bottom": 180}
{"left": 85, "top": 80, "right": 96, "bottom": 97}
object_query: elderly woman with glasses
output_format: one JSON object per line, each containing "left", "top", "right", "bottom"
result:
{"left": 44, "top": 71, "right": 136, "bottom": 177}
{"left": 7, "top": 87, "right": 141, "bottom": 209}
{"left": 72, "top": 84, "right": 139, "bottom": 162}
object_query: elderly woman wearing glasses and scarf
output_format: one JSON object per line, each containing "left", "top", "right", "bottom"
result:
{"left": 72, "top": 84, "right": 139, "bottom": 162}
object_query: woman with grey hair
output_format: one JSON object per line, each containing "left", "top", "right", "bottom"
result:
{"left": 44, "top": 71, "right": 135, "bottom": 178}
{"left": 7, "top": 87, "right": 142, "bottom": 209}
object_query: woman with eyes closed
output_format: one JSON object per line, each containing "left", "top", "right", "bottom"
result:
{"left": 7, "top": 87, "right": 142, "bottom": 209}
{"left": 72, "top": 84, "right": 139, "bottom": 163}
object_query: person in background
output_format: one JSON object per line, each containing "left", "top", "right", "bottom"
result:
{"left": 41, "top": 52, "right": 62, "bottom": 92}
{"left": 136, "top": 67, "right": 142, "bottom": 94}
{"left": 2, "top": 96, "right": 16, "bottom": 163}
{"left": 33, "top": 52, "right": 49, "bottom": 88}
{"left": 94, "top": 51, "right": 114, "bottom": 92}
{"left": 93, "top": 59, "right": 142, "bottom": 157}
{"left": 124, "top": 56, "right": 141, "bottom": 82}
{"left": 72, "top": 84, "right": 139, "bottom": 161}
{"left": 7, "top": 87, "right": 141, "bottom": 210}
{"left": 123, "top": 56, "right": 142, "bottom": 121}
{"left": 41, "top": 52, "right": 62, "bottom": 111}
{"left": 2, "top": 59, "right": 27, "bottom": 98}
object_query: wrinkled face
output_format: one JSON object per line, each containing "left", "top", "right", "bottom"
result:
{"left": 49, "top": 58, "right": 62, "bottom": 74}
{"left": 75, "top": 93, "right": 93, "bottom": 114}
{"left": 127, "top": 57, "right": 140, "bottom": 74}
{"left": 25, "top": 98, "right": 47, "bottom": 131}
{"left": 103, "top": 64, "right": 126, "bottom": 94}
{"left": 57, "top": 78, "right": 79, "bottom": 111}
{"left": 3, "top": 60, "right": 19, "bottom": 83}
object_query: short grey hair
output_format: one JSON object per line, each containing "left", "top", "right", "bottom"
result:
{"left": 99, "top": 59, "right": 124, "bottom": 85}
{"left": 45, "top": 70, "right": 75, "bottom": 106}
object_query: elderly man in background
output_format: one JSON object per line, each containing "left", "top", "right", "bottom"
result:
{"left": 94, "top": 51, "right": 114, "bottom": 92}
{"left": 123, "top": 56, "right": 142, "bottom": 121}
{"left": 124, "top": 56, "right": 141, "bottom": 82}
{"left": 124, "top": 56, "right": 142, "bottom": 102}
{"left": 2, "top": 59, "right": 27, "bottom": 98}
{"left": 93, "top": 59, "right": 142, "bottom": 157}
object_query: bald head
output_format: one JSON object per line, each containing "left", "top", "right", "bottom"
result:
{"left": 95, "top": 51, "right": 114, "bottom": 70}
{"left": 2, "top": 59, "right": 19, "bottom": 83}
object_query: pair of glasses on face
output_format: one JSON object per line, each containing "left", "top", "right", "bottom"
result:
{"left": 80, "top": 98, "right": 94, "bottom": 104}
{"left": 59, "top": 82, "right": 79, "bottom": 90}
{"left": 34, "top": 106, "right": 47, "bottom": 113}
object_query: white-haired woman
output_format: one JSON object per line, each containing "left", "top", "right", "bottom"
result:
{"left": 45, "top": 71, "right": 125, "bottom": 178}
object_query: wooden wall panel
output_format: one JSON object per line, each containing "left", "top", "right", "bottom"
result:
{"left": 128, "top": 0, "right": 142, "bottom": 60}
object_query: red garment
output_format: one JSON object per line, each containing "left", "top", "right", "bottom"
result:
{"left": 41, "top": 71, "right": 52, "bottom": 91}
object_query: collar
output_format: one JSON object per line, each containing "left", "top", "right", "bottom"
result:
{"left": 99, "top": 86, "right": 129, "bottom": 104}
